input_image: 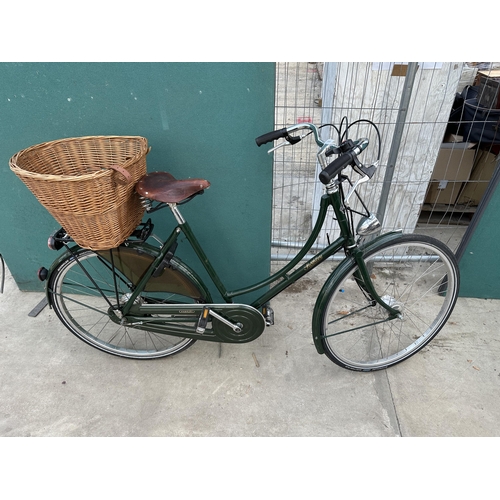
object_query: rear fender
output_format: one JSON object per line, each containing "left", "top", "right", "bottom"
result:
{"left": 44, "top": 245, "right": 82, "bottom": 308}
{"left": 45, "top": 242, "right": 212, "bottom": 308}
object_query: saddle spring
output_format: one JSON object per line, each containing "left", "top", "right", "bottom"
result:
{"left": 140, "top": 196, "right": 153, "bottom": 212}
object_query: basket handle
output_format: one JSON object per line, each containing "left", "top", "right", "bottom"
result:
{"left": 107, "top": 164, "right": 132, "bottom": 185}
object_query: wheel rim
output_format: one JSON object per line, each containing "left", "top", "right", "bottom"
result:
{"left": 322, "top": 240, "right": 458, "bottom": 370}
{"left": 51, "top": 250, "right": 200, "bottom": 359}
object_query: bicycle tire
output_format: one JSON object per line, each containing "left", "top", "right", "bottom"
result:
{"left": 49, "top": 247, "right": 209, "bottom": 359}
{"left": 319, "top": 234, "right": 460, "bottom": 371}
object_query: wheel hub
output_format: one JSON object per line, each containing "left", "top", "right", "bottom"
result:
{"left": 381, "top": 294, "right": 404, "bottom": 319}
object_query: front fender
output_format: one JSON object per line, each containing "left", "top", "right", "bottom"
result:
{"left": 311, "top": 231, "right": 403, "bottom": 354}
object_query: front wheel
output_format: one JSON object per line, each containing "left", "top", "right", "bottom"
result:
{"left": 319, "top": 234, "right": 460, "bottom": 371}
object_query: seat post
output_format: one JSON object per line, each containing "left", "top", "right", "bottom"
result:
{"left": 168, "top": 203, "right": 186, "bottom": 225}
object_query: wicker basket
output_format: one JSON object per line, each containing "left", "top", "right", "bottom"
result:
{"left": 10, "top": 135, "right": 149, "bottom": 250}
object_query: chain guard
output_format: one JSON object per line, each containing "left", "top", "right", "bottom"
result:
{"left": 121, "top": 302, "right": 266, "bottom": 344}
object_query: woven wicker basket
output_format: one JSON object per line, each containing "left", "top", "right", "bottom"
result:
{"left": 10, "top": 135, "right": 148, "bottom": 250}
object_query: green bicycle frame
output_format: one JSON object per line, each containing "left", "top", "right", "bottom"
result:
{"left": 120, "top": 184, "right": 401, "bottom": 319}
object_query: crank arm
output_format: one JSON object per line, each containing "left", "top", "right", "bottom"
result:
{"left": 209, "top": 309, "right": 242, "bottom": 333}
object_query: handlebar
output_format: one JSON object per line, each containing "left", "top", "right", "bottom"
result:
{"left": 318, "top": 151, "right": 355, "bottom": 184}
{"left": 319, "top": 138, "right": 369, "bottom": 185}
{"left": 255, "top": 122, "right": 374, "bottom": 186}
{"left": 255, "top": 128, "right": 289, "bottom": 147}
{"left": 255, "top": 122, "right": 325, "bottom": 148}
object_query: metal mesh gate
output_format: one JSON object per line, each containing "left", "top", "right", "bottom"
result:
{"left": 271, "top": 62, "right": 500, "bottom": 262}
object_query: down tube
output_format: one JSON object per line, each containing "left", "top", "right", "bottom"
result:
{"left": 249, "top": 193, "right": 347, "bottom": 308}
{"left": 250, "top": 236, "right": 345, "bottom": 309}
{"left": 210, "top": 193, "right": 334, "bottom": 301}
{"left": 180, "top": 192, "right": 347, "bottom": 306}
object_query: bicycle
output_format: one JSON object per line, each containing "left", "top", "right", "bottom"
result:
{"left": 36, "top": 119, "right": 460, "bottom": 371}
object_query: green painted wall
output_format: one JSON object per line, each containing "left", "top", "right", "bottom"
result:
{"left": 458, "top": 161, "right": 500, "bottom": 298}
{"left": 0, "top": 63, "right": 275, "bottom": 303}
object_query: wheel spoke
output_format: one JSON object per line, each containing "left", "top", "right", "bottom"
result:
{"left": 324, "top": 315, "right": 394, "bottom": 338}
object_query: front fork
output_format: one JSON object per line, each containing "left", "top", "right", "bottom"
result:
{"left": 312, "top": 231, "right": 404, "bottom": 354}
{"left": 349, "top": 246, "right": 401, "bottom": 318}
{"left": 328, "top": 183, "right": 400, "bottom": 318}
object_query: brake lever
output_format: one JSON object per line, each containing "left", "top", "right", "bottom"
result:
{"left": 344, "top": 175, "right": 369, "bottom": 207}
{"left": 344, "top": 161, "right": 378, "bottom": 206}
{"left": 360, "top": 163, "right": 378, "bottom": 178}
{"left": 267, "top": 134, "right": 305, "bottom": 154}
{"left": 267, "top": 140, "right": 289, "bottom": 154}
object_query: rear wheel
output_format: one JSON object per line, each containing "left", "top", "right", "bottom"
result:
{"left": 319, "top": 234, "right": 460, "bottom": 371}
{"left": 49, "top": 248, "right": 208, "bottom": 359}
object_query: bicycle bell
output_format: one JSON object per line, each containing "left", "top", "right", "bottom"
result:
{"left": 356, "top": 213, "right": 381, "bottom": 236}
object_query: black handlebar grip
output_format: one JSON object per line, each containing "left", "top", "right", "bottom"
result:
{"left": 319, "top": 152, "right": 354, "bottom": 184}
{"left": 255, "top": 128, "right": 289, "bottom": 147}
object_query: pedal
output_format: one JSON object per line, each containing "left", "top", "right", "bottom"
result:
{"left": 262, "top": 303, "right": 274, "bottom": 326}
{"left": 196, "top": 306, "right": 210, "bottom": 334}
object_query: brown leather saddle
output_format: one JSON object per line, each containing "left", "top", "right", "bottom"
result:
{"left": 135, "top": 172, "right": 210, "bottom": 204}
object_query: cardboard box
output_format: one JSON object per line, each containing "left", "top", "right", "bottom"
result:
{"left": 424, "top": 143, "right": 477, "bottom": 205}
{"left": 432, "top": 143, "right": 476, "bottom": 180}
{"left": 425, "top": 181, "right": 465, "bottom": 205}
{"left": 456, "top": 150, "right": 499, "bottom": 206}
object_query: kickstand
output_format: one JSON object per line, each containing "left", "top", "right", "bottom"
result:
{"left": 0, "top": 254, "right": 4, "bottom": 294}
{"left": 28, "top": 297, "right": 48, "bottom": 317}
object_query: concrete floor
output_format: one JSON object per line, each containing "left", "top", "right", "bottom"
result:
{"left": 1, "top": 261, "right": 499, "bottom": 437}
